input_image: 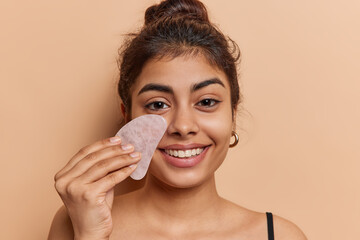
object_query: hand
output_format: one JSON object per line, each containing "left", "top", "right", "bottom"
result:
{"left": 54, "top": 137, "right": 141, "bottom": 240}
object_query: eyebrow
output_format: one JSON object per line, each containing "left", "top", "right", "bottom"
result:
{"left": 137, "top": 78, "right": 225, "bottom": 96}
{"left": 137, "top": 83, "right": 174, "bottom": 95}
{"left": 191, "top": 78, "right": 225, "bottom": 92}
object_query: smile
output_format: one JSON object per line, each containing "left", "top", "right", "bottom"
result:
{"left": 164, "top": 148, "right": 204, "bottom": 158}
{"left": 159, "top": 144, "right": 211, "bottom": 168}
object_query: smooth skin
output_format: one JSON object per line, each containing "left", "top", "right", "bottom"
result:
{"left": 48, "top": 55, "right": 307, "bottom": 240}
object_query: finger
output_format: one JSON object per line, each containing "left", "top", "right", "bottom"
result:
{"left": 79, "top": 152, "right": 141, "bottom": 183}
{"left": 56, "top": 142, "right": 135, "bottom": 181}
{"left": 54, "top": 137, "right": 122, "bottom": 181}
{"left": 60, "top": 143, "right": 135, "bottom": 181}
{"left": 91, "top": 164, "right": 138, "bottom": 194}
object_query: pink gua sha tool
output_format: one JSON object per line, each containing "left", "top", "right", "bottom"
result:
{"left": 115, "top": 114, "right": 167, "bottom": 180}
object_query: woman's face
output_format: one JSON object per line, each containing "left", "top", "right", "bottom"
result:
{"left": 128, "top": 54, "right": 234, "bottom": 188}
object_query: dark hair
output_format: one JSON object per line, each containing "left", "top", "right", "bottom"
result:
{"left": 118, "top": 0, "right": 241, "bottom": 117}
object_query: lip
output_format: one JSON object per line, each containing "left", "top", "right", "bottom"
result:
{"left": 159, "top": 145, "right": 211, "bottom": 168}
{"left": 160, "top": 143, "right": 209, "bottom": 150}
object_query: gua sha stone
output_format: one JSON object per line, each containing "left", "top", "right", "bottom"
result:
{"left": 115, "top": 114, "right": 167, "bottom": 180}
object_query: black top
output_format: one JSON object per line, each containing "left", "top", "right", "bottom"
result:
{"left": 266, "top": 212, "right": 275, "bottom": 240}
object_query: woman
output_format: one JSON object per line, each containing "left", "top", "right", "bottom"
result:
{"left": 48, "top": 0, "right": 307, "bottom": 239}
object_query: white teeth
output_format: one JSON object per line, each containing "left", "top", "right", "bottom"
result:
{"left": 178, "top": 151, "right": 185, "bottom": 158}
{"left": 191, "top": 149, "right": 196, "bottom": 155}
{"left": 164, "top": 148, "right": 204, "bottom": 158}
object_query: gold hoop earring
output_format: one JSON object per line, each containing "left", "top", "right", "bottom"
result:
{"left": 229, "top": 131, "right": 239, "bottom": 148}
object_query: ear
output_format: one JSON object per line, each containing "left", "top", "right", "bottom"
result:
{"left": 232, "top": 123, "right": 237, "bottom": 132}
{"left": 120, "top": 103, "right": 129, "bottom": 122}
{"left": 232, "top": 108, "right": 237, "bottom": 128}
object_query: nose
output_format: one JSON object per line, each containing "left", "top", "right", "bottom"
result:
{"left": 167, "top": 106, "right": 199, "bottom": 138}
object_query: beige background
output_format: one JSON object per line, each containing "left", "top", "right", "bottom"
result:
{"left": 1, "top": 0, "right": 359, "bottom": 239}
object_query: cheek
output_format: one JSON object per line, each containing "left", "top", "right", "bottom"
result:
{"left": 130, "top": 99, "right": 146, "bottom": 119}
{"left": 198, "top": 111, "right": 233, "bottom": 144}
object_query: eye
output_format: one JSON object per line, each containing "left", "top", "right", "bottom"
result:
{"left": 196, "top": 98, "right": 221, "bottom": 108}
{"left": 145, "top": 101, "right": 170, "bottom": 111}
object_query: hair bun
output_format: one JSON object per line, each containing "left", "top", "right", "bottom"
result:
{"left": 145, "top": 0, "right": 209, "bottom": 25}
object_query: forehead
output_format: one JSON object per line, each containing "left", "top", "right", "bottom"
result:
{"left": 132, "top": 54, "right": 230, "bottom": 91}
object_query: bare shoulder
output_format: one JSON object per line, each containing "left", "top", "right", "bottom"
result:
{"left": 47, "top": 205, "right": 74, "bottom": 240}
{"left": 220, "top": 199, "right": 307, "bottom": 240}
{"left": 273, "top": 214, "right": 308, "bottom": 240}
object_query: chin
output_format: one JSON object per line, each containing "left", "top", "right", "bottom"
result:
{"left": 148, "top": 167, "right": 212, "bottom": 189}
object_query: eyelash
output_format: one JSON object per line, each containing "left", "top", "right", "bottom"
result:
{"left": 145, "top": 101, "right": 170, "bottom": 111}
{"left": 196, "top": 98, "right": 221, "bottom": 108}
{"left": 145, "top": 98, "right": 221, "bottom": 111}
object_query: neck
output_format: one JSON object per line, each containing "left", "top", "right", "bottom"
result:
{"left": 138, "top": 174, "right": 222, "bottom": 223}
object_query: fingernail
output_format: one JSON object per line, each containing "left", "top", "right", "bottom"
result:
{"left": 129, "top": 164, "right": 137, "bottom": 169}
{"left": 109, "top": 137, "right": 121, "bottom": 143}
{"left": 121, "top": 144, "right": 133, "bottom": 150}
{"left": 130, "top": 152, "right": 140, "bottom": 158}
